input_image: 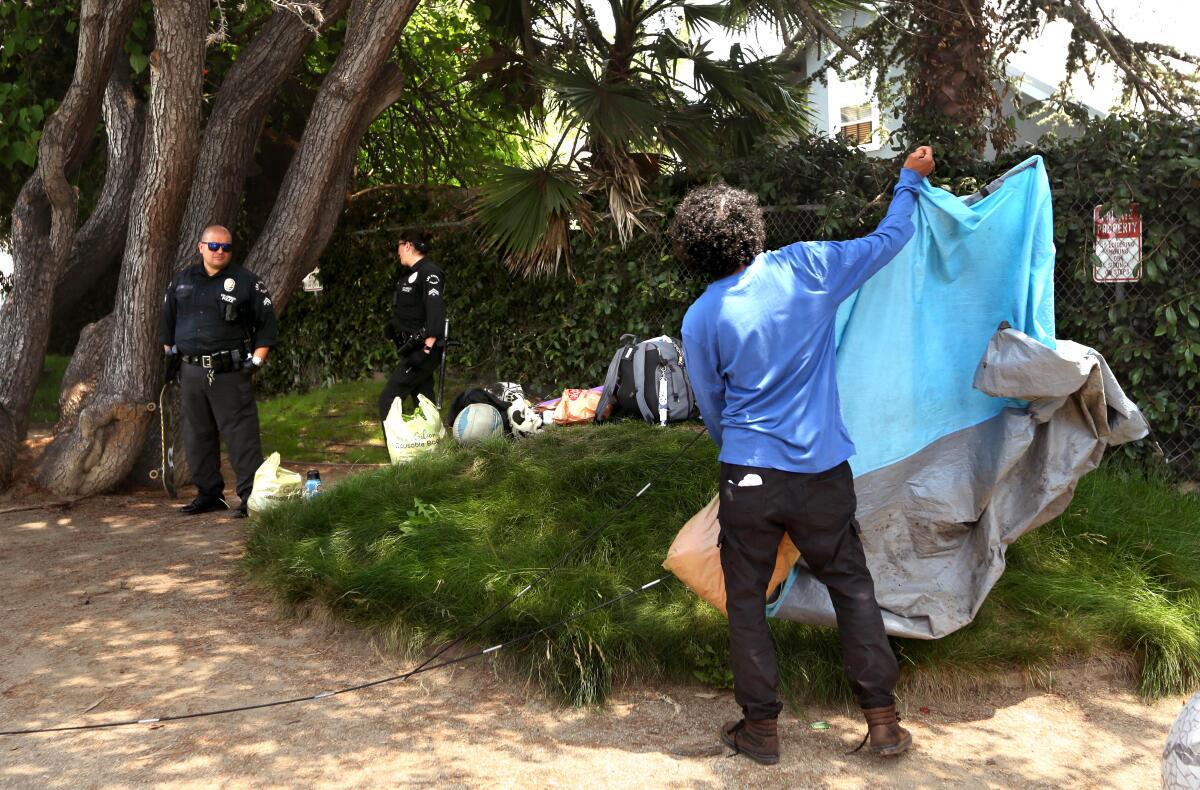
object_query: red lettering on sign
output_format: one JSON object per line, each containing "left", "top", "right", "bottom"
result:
{"left": 1093, "top": 203, "right": 1142, "bottom": 283}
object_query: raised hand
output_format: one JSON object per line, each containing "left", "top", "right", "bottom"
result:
{"left": 903, "top": 146, "right": 934, "bottom": 178}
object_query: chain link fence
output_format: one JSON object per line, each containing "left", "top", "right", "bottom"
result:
{"left": 637, "top": 206, "right": 830, "bottom": 335}
{"left": 1052, "top": 190, "right": 1199, "bottom": 473}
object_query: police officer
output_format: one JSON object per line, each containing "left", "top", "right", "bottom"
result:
{"left": 160, "top": 224, "right": 278, "bottom": 518}
{"left": 378, "top": 229, "right": 446, "bottom": 422}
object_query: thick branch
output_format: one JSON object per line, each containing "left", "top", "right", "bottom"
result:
{"left": 1058, "top": 0, "right": 1177, "bottom": 112}
{"left": 791, "top": 0, "right": 861, "bottom": 63}
{"left": 38, "top": 0, "right": 208, "bottom": 497}
{"left": 171, "top": 0, "right": 352, "bottom": 270}
{"left": 37, "top": 0, "right": 140, "bottom": 274}
{"left": 246, "top": 0, "right": 419, "bottom": 309}
{"left": 0, "top": 0, "right": 137, "bottom": 484}
{"left": 295, "top": 63, "right": 408, "bottom": 280}
{"left": 53, "top": 60, "right": 146, "bottom": 321}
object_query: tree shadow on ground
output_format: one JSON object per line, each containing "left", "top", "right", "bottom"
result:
{"left": 0, "top": 488, "right": 1184, "bottom": 789}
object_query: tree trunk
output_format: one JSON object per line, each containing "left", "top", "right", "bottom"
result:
{"left": 295, "top": 64, "right": 407, "bottom": 280}
{"left": 247, "top": 0, "right": 419, "bottom": 309}
{"left": 0, "top": 0, "right": 137, "bottom": 488}
{"left": 56, "top": 314, "right": 113, "bottom": 432}
{"left": 905, "top": 0, "right": 998, "bottom": 154}
{"left": 51, "top": 61, "right": 146, "bottom": 332}
{"left": 170, "top": 0, "right": 352, "bottom": 271}
{"left": 48, "top": 1, "right": 353, "bottom": 492}
{"left": 38, "top": 0, "right": 207, "bottom": 497}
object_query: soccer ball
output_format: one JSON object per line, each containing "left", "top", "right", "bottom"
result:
{"left": 452, "top": 402, "right": 505, "bottom": 446}
{"left": 507, "top": 398, "right": 542, "bottom": 438}
{"left": 1163, "top": 691, "right": 1200, "bottom": 790}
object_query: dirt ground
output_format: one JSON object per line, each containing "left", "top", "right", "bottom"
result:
{"left": 0, "top": 467, "right": 1187, "bottom": 789}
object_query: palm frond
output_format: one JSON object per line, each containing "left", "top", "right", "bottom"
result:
{"left": 473, "top": 162, "right": 593, "bottom": 277}
{"left": 585, "top": 150, "right": 652, "bottom": 245}
{"left": 689, "top": 47, "right": 806, "bottom": 123}
{"left": 466, "top": 43, "right": 546, "bottom": 118}
{"left": 572, "top": 0, "right": 611, "bottom": 52}
{"left": 472, "top": 0, "right": 572, "bottom": 49}
{"left": 473, "top": 0, "right": 532, "bottom": 46}
{"left": 546, "top": 67, "right": 667, "bottom": 149}
{"left": 733, "top": 0, "right": 868, "bottom": 33}
{"left": 658, "top": 104, "right": 719, "bottom": 164}
{"left": 680, "top": 2, "right": 741, "bottom": 34}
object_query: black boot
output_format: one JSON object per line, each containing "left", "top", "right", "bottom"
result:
{"left": 719, "top": 718, "right": 779, "bottom": 765}
{"left": 180, "top": 496, "right": 229, "bottom": 515}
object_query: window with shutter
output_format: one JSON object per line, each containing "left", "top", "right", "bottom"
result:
{"left": 838, "top": 102, "right": 874, "bottom": 145}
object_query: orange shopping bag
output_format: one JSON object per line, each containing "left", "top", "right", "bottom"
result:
{"left": 663, "top": 495, "right": 799, "bottom": 616}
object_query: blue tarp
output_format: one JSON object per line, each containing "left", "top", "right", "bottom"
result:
{"left": 759, "top": 156, "right": 1147, "bottom": 637}
{"left": 835, "top": 155, "right": 1057, "bottom": 476}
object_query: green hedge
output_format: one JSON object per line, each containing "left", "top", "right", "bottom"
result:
{"left": 1027, "top": 116, "right": 1200, "bottom": 469}
{"left": 262, "top": 116, "right": 1200, "bottom": 470}
{"left": 260, "top": 214, "right": 703, "bottom": 399}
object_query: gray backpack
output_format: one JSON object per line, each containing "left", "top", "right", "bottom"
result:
{"left": 594, "top": 334, "right": 697, "bottom": 425}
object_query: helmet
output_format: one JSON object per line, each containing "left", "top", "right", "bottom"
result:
{"left": 507, "top": 398, "right": 543, "bottom": 438}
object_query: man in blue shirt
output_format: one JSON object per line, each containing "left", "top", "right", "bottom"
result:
{"left": 676, "top": 146, "right": 934, "bottom": 764}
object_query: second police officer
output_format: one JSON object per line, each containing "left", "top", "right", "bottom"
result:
{"left": 378, "top": 229, "right": 447, "bottom": 422}
{"left": 160, "top": 224, "right": 278, "bottom": 519}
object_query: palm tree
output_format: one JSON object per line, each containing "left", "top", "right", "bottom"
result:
{"left": 469, "top": 0, "right": 860, "bottom": 275}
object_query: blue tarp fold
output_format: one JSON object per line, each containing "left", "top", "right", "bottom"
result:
{"left": 835, "top": 155, "right": 1056, "bottom": 476}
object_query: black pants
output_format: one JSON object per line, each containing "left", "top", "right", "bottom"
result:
{"left": 718, "top": 461, "right": 898, "bottom": 719}
{"left": 180, "top": 363, "right": 264, "bottom": 504}
{"left": 378, "top": 348, "right": 442, "bottom": 422}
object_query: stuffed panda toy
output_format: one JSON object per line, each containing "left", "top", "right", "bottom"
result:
{"left": 507, "top": 398, "right": 542, "bottom": 438}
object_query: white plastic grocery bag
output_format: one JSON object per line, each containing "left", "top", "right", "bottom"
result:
{"left": 384, "top": 393, "right": 445, "bottom": 464}
{"left": 247, "top": 452, "right": 304, "bottom": 514}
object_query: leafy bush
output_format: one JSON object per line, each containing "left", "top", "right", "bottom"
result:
{"left": 260, "top": 199, "right": 701, "bottom": 398}
{"left": 264, "top": 116, "right": 1200, "bottom": 469}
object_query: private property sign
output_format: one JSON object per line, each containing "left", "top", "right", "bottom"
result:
{"left": 1093, "top": 203, "right": 1142, "bottom": 282}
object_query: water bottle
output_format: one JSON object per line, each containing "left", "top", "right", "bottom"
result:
{"left": 304, "top": 470, "right": 322, "bottom": 499}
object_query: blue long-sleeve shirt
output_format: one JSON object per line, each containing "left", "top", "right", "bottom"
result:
{"left": 681, "top": 167, "right": 922, "bottom": 473}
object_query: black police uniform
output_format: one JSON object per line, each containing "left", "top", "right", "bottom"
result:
{"left": 159, "top": 262, "right": 278, "bottom": 508}
{"left": 378, "top": 257, "right": 446, "bottom": 421}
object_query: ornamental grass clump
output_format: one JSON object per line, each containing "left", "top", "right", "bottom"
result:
{"left": 244, "top": 423, "right": 1200, "bottom": 705}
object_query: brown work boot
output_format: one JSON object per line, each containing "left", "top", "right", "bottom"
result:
{"left": 719, "top": 718, "right": 780, "bottom": 765}
{"left": 856, "top": 704, "right": 912, "bottom": 757}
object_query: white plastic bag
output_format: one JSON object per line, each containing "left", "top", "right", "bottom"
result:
{"left": 247, "top": 452, "right": 304, "bottom": 514}
{"left": 384, "top": 393, "right": 445, "bottom": 464}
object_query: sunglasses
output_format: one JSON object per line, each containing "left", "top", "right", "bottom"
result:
{"left": 204, "top": 242, "right": 233, "bottom": 252}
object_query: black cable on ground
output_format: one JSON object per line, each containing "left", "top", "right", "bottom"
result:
{"left": 0, "top": 575, "right": 673, "bottom": 737}
{"left": 2, "top": 426, "right": 709, "bottom": 737}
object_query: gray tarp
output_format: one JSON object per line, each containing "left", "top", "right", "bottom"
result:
{"left": 767, "top": 326, "right": 1150, "bottom": 639}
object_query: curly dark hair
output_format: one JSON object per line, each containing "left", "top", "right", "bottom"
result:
{"left": 668, "top": 183, "right": 765, "bottom": 281}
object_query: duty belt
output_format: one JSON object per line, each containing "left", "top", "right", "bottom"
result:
{"left": 181, "top": 349, "right": 243, "bottom": 372}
